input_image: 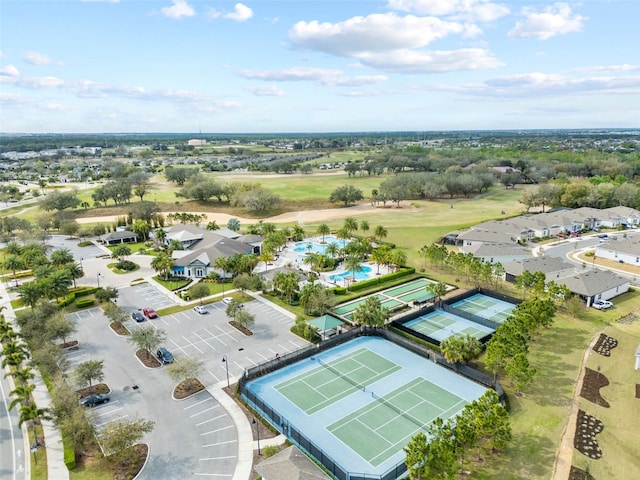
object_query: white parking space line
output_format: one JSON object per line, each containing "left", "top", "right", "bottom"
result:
{"left": 192, "top": 331, "right": 217, "bottom": 351}
{"left": 157, "top": 317, "right": 170, "bottom": 326}
{"left": 255, "top": 351, "right": 270, "bottom": 362}
{"left": 206, "top": 369, "right": 222, "bottom": 384}
{"left": 243, "top": 356, "right": 258, "bottom": 367}
{"left": 195, "top": 413, "right": 227, "bottom": 427}
{"left": 94, "top": 414, "right": 129, "bottom": 428}
{"left": 200, "top": 425, "right": 234, "bottom": 436}
{"left": 183, "top": 397, "right": 214, "bottom": 410}
{"left": 212, "top": 325, "right": 240, "bottom": 344}
{"left": 202, "top": 440, "right": 235, "bottom": 448}
{"left": 190, "top": 406, "right": 221, "bottom": 418}
{"left": 169, "top": 338, "right": 193, "bottom": 358}
{"left": 90, "top": 404, "right": 123, "bottom": 418}
{"left": 183, "top": 335, "right": 204, "bottom": 354}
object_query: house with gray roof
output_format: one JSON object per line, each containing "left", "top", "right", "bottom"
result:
{"left": 555, "top": 269, "right": 629, "bottom": 307}
{"left": 503, "top": 256, "right": 577, "bottom": 283}
{"left": 458, "top": 243, "right": 531, "bottom": 264}
{"left": 594, "top": 237, "right": 640, "bottom": 265}
{"left": 99, "top": 230, "right": 138, "bottom": 245}
{"left": 163, "top": 225, "right": 262, "bottom": 279}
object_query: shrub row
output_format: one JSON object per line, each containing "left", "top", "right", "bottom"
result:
{"left": 347, "top": 267, "right": 415, "bottom": 292}
{"left": 75, "top": 298, "right": 95, "bottom": 308}
{"left": 329, "top": 286, "right": 347, "bottom": 295}
{"left": 57, "top": 287, "right": 99, "bottom": 307}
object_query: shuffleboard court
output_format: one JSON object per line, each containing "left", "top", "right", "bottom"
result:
{"left": 451, "top": 293, "right": 516, "bottom": 324}
{"left": 383, "top": 278, "right": 433, "bottom": 297}
{"left": 328, "top": 377, "right": 468, "bottom": 467}
{"left": 275, "top": 348, "right": 401, "bottom": 414}
{"left": 334, "top": 294, "right": 388, "bottom": 315}
{"left": 398, "top": 289, "right": 435, "bottom": 303}
{"left": 405, "top": 310, "right": 494, "bottom": 342}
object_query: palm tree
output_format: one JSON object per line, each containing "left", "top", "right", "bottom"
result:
{"left": 9, "top": 383, "right": 36, "bottom": 410}
{"left": 344, "top": 255, "right": 363, "bottom": 288}
{"left": 8, "top": 365, "right": 35, "bottom": 385}
{"left": 111, "top": 244, "right": 132, "bottom": 264}
{"left": 389, "top": 250, "right": 407, "bottom": 272}
{"left": 324, "top": 242, "right": 339, "bottom": 259}
{"left": 46, "top": 268, "right": 73, "bottom": 302}
{"left": 316, "top": 223, "right": 330, "bottom": 243}
{"left": 291, "top": 224, "right": 305, "bottom": 241}
{"left": 5, "top": 240, "right": 22, "bottom": 256}
{"left": 302, "top": 252, "right": 321, "bottom": 272}
{"left": 3, "top": 254, "right": 24, "bottom": 286}
{"left": 18, "top": 404, "right": 50, "bottom": 447}
{"left": 18, "top": 282, "right": 43, "bottom": 309}
{"left": 154, "top": 227, "right": 167, "bottom": 247}
{"left": 374, "top": 225, "right": 388, "bottom": 243}
{"left": 371, "top": 246, "right": 390, "bottom": 275}
{"left": 151, "top": 252, "right": 174, "bottom": 281}
{"left": 50, "top": 248, "right": 74, "bottom": 267}
{"left": 360, "top": 220, "right": 370, "bottom": 236}
{"left": 214, "top": 256, "right": 231, "bottom": 284}
{"left": 427, "top": 281, "right": 448, "bottom": 307}
{"left": 65, "top": 261, "right": 84, "bottom": 288}
{"left": 343, "top": 217, "right": 358, "bottom": 236}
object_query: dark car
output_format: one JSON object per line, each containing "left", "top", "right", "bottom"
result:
{"left": 156, "top": 347, "right": 174, "bottom": 364}
{"left": 142, "top": 307, "right": 158, "bottom": 319}
{"left": 131, "top": 311, "right": 145, "bottom": 322}
{"left": 80, "top": 393, "right": 110, "bottom": 408}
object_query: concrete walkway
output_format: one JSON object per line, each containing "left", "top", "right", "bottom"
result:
{"left": 0, "top": 278, "right": 69, "bottom": 480}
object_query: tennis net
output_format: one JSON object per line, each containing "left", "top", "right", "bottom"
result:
{"left": 370, "top": 391, "right": 424, "bottom": 429}
{"left": 317, "top": 358, "right": 366, "bottom": 392}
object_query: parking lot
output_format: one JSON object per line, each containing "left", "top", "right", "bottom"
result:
{"left": 65, "top": 294, "right": 306, "bottom": 478}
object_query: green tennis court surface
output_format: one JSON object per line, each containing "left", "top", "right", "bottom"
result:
{"left": 328, "top": 377, "right": 467, "bottom": 467}
{"left": 275, "top": 348, "right": 401, "bottom": 414}
{"left": 451, "top": 293, "right": 516, "bottom": 324}
{"left": 405, "top": 310, "right": 494, "bottom": 341}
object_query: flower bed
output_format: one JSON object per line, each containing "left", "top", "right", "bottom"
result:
{"left": 580, "top": 368, "right": 610, "bottom": 407}
{"left": 574, "top": 410, "right": 603, "bottom": 460}
{"left": 592, "top": 333, "right": 618, "bottom": 356}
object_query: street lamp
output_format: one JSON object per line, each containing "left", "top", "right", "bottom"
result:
{"left": 222, "top": 356, "right": 229, "bottom": 388}
{"left": 252, "top": 418, "right": 261, "bottom": 455}
{"left": 97, "top": 272, "right": 102, "bottom": 288}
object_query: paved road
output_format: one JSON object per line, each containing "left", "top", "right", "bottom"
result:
{"left": 0, "top": 367, "right": 28, "bottom": 480}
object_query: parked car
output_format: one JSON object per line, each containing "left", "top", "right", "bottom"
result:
{"left": 80, "top": 393, "right": 110, "bottom": 408}
{"left": 193, "top": 305, "right": 208, "bottom": 314}
{"left": 156, "top": 347, "right": 174, "bottom": 364}
{"left": 222, "top": 297, "right": 233, "bottom": 305}
{"left": 592, "top": 300, "right": 613, "bottom": 310}
{"left": 142, "top": 307, "right": 158, "bottom": 319}
{"left": 131, "top": 311, "right": 145, "bottom": 322}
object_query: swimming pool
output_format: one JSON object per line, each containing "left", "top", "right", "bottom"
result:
{"left": 329, "top": 265, "right": 373, "bottom": 282}
{"left": 293, "top": 235, "right": 349, "bottom": 254}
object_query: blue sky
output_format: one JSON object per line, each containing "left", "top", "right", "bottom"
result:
{"left": 1, "top": 0, "right": 638, "bottom": 133}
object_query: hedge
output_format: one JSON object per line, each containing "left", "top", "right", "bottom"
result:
{"left": 58, "top": 293, "right": 75, "bottom": 308}
{"left": 64, "top": 447, "right": 76, "bottom": 470}
{"left": 72, "top": 287, "right": 98, "bottom": 298}
{"left": 75, "top": 298, "right": 95, "bottom": 308}
{"left": 330, "top": 286, "right": 347, "bottom": 295}
{"left": 347, "top": 267, "right": 415, "bottom": 292}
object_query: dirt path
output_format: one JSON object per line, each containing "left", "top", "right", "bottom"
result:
{"left": 76, "top": 201, "right": 417, "bottom": 226}
{"left": 551, "top": 330, "right": 604, "bottom": 480}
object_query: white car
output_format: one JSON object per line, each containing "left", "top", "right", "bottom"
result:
{"left": 222, "top": 297, "right": 233, "bottom": 305}
{"left": 592, "top": 300, "right": 613, "bottom": 310}
{"left": 193, "top": 305, "right": 208, "bottom": 314}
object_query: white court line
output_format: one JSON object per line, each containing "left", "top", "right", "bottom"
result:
{"left": 184, "top": 397, "right": 213, "bottom": 410}
{"left": 196, "top": 414, "right": 227, "bottom": 427}
{"left": 200, "top": 425, "right": 234, "bottom": 436}
{"left": 202, "top": 440, "right": 235, "bottom": 448}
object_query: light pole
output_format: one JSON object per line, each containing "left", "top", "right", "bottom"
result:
{"left": 252, "top": 418, "right": 261, "bottom": 455}
{"left": 222, "top": 356, "right": 229, "bottom": 388}
{"left": 97, "top": 272, "right": 102, "bottom": 288}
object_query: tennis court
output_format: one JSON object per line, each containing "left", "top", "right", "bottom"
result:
{"left": 328, "top": 377, "right": 467, "bottom": 467}
{"left": 275, "top": 348, "right": 401, "bottom": 414}
{"left": 405, "top": 310, "right": 494, "bottom": 342}
{"left": 451, "top": 293, "right": 516, "bottom": 324}
{"left": 243, "top": 337, "right": 488, "bottom": 478}
{"left": 334, "top": 277, "right": 442, "bottom": 320}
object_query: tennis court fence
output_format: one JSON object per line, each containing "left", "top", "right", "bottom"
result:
{"left": 441, "top": 303, "right": 499, "bottom": 330}
{"left": 239, "top": 326, "right": 504, "bottom": 480}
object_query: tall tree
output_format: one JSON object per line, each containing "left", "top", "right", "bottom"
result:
{"left": 128, "top": 326, "right": 166, "bottom": 361}
{"left": 75, "top": 359, "right": 105, "bottom": 388}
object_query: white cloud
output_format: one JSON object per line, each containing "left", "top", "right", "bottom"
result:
{"left": 24, "top": 51, "right": 61, "bottom": 66}
{"left": 573, "top": 64, "right": 640, "bottom": 74}
{"left": 0, "top": 65, "right": 20, "bottom": 77}
{"left": 245, "top": 85, "right": 284, "bottom": 96}
{"left": 239, "top": 67, "right": 343, "bottom": 82}
{"left": 160, "top": 1, "right": 195, "bottom": 19}
{"left": 224, "top": 3, "right": 253, "bottom": 22}
{"left": 357, "top": 48, "right": 502, "bottom": 73}
{"left": 508, "top": 3, "right": 586, "bottom": 40}
{"left": 436, "top": 72, "right": 640, "bottom": 98}
{"left": 387, "top": 0, "right": 510, "bottom": 22}
{"left": 321, "top": 75, "right": 388, "bottom": 87}
{"left": 81, "top": 0, "right": 120, "bottom": 3}
{"left": 289, "top": 13, "right": 471, "bottom": 56}
{"left": 0, "top": 93, "right": 34, "bottom": 106}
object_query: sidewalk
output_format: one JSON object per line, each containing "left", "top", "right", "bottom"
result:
{"left": 0, "top": 279, "right": 69, "bottom": 480}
